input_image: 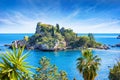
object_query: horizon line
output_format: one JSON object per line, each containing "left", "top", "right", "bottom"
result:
{"left": 0, "top": 32, "right": 120, "bottom": 34}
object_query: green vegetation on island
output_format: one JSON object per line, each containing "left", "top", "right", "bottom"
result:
{"left": 9, "top": 22, "right": 109, "bottom": 51}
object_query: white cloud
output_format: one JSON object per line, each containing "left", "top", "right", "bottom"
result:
{"left": 0, "top": 10, "right": 120, "bottom": 33}
{"left": 0, "top": 12, "right": 39, "bottom": 33}
{"left": 70, "top": 19, "right": 120, "bottom": 33}
{"left": 0, "top": 18, "right": 15, "bottom": 25}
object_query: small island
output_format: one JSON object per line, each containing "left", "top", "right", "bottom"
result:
{"left": 7, "top": 22, "right": 109, "bottom": 51}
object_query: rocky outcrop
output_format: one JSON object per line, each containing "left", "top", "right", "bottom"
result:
{"left": 4, "top": 44, "right": 11, "bottom": 47}
{"left": 111, "top": 43, "right": 120, "bottom": 47}
{"left": 7, "top": 40, "right": 27, "bottom": 49}
{"left": 117, "top": 35, "right": 120, "bottom": 39}
{"left": 8, "top": 22, "right": 66, "bottom": 51}
{"left": 96, "top": 45, "right": 110, "bottom": 50}
{"left": 6, "top": 22, "right": 108, "bottom": 51}
{"left": 115, "top": 44, "right": 120, "bottom": 47}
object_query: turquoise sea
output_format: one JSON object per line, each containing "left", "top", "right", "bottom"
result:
{"left": 0, "top": 33, "right": 120, "bottom": 80}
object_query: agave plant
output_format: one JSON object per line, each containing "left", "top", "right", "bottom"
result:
{"left": 77, "top": 49, "right": 101, "bottom": 80}
{"left": 0, "top": 45, "right": 32, "bottom": 80}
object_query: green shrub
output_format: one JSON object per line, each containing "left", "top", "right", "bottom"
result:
{"left": 24, "top": 36, "right": 29, "bottom": 41}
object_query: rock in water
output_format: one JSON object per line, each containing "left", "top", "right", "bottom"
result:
{"left": 117, "top": 35, "right": 120, "bottom": 39}
{"left": 6, "top": 22, "right": 107, "bottom": 51}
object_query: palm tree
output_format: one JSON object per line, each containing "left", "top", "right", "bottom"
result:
{"left": 0, "top": 45, "right": 32, "bottom": 80}
{"left": 109, "top": 60, "right": 120, "bottom": 80}
{"left": 76, "top": 49, "right": 101, "bottom": 80}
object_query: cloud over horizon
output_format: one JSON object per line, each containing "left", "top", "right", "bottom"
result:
{"left": 0, "top": 0, "right": 120, "bottom": 33}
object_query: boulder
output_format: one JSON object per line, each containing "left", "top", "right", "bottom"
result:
{"left": 4, "top": 44, "right": 11, "bottom": 47}
{"left": 117, "top": 35, "right": 120, "bottom": 39}
{"left": 11, "top": 40, "right": 26, "bottom": 48}
{"left": 27, "top": 46, "right": 34, "bottom": 50}
{"left": 110, "top": 43, "right": 120, "bottom": 48}
{"left": 115, "top": 43, "right": 120, "bottom": 47}
{"left": 103, "top": 45, "right": 110, "bottom": 50}
{"left": 96, "top": 45, "right": 110, "bottom": 50}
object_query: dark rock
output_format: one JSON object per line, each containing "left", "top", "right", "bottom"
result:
{"left": 117, "top": 35, "right": 120, "bottom": 39}
{"left": 96, "top": 45, "right": 110, "bottom": 50}
{"left": 111, "top": 45, "right": 116, "bottom": 47}
{"left": 103, "top": 45, "right": 110, "bottom": 50}
{"left": 9, "top": 40, "right": 27, "bottom": 49}
{"left": 26, "top": 46, "right": 34, "bottom": 50}
{"left": 111, "top": 43, "right": 120, "bottom": 48}
{"left": 4, "top": 44, "right": 11, "bottom": 47}
{"left": 115, "top": 43, "right": 120, "bottom": 47}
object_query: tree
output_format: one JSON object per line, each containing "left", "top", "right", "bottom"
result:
{"left": 0, "top": 45, "right": 32, "bottom": 80}
{"left": 51, "top": 26, "right": 55, "bottom": 36}
{"left": 34, "top": 56, "right": 68, "bottom": 80}
{"left": 76, "top": 49, "right": 101, "bottom": 80}
{"left": 78, "top": 36, "right": 89, "bottom": 48}
{"left": 88, "top": 33, "right": 95, "bottom": 41}
{"left": 63, "top": 29, "right": 77, "bottom": 46}
{"left": 109, "top": 60, "right": 120, "bottom": 80}
{"left": 56, "top": 24, "right": 60, "bottom": 33}
{"left": 87, "top": 33, "right": 96, "bottom": 48}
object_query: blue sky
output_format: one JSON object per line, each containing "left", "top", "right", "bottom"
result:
{"left": 0, "top": 0, "right": 120, "bottom": 33}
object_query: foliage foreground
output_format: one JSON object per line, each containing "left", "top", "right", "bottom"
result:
{"left": 0, "top": 46, "right": 68, "bottom": 80}
{"left": 34, "top": 56, "right": 68, "bottom": 80}
{"left": 109, "top": 60, "right": 120, "bottom": 80}
{"left": 0, "top": 46, "right": 32, "bottom": 80}
{"left": 76, "top": 49, "right": 101, "bottom": 80}
{"left": 2, "top": 45, "right": 118, "bottom": 80}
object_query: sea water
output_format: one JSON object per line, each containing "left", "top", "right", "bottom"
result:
{"left": 0, "top": 33, "right": 120, "bottom": 80}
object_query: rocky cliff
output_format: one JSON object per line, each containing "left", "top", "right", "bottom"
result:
{"left": 8, "top": 22, "right": 109, "bottom": 51}
{"left": 33, "top": 22, "right": 66, "bottom": 50}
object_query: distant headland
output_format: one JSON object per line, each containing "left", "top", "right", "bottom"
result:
{"left": 5, "top": 22, "right": 109, "bottom": 51}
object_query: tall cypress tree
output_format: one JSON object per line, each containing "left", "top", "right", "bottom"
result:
{"left": 56, "top": 24, "right": 60, "bottom": 32}
{"left": 51, "top": 26, "right": 55, "bottom": 36}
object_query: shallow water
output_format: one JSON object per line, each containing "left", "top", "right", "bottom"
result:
{"left": 0, "top": 33, "right": 120, "bottom": 80}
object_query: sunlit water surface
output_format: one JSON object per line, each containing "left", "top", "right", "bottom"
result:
{"left": 0, "top": 33, "right": 120, "bottom": 80}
